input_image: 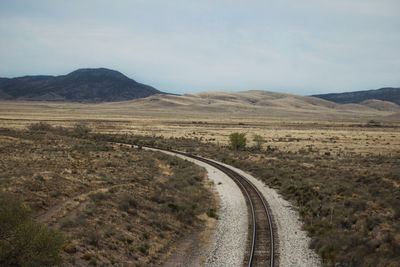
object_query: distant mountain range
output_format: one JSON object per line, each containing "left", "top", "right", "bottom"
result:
{"left": 0, "top": 68, "right": 163, "bottom": 102}
{"left": 313, "top": 87, "right": 400, "bottom": 105}
{"left": 0, "top": 68, "right": 399, "bottom": 107}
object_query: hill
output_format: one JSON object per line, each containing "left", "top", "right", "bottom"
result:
{"left": 127, "top": 90, "right": 399, "bottom": 120}
{"left": 0, "top": 89, "right": 398, "bottom": 122}
{"left": 0, "top": 68, "right": 162, "bottom": 102}
{"left": 134, "top": 89, "right": 399, "bottom": 112}
{"left": 359, "top": 99, "right": 400, "bottom": 112}
{"left": 312, "top": 87, "right": 400, "bottom": 105}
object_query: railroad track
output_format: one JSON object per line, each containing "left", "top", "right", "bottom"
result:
{"left": 162, "top": 148, "right": 277, "bottom": 267}
{"left": 113, "top": 142, "right": 277, "bottom": 266}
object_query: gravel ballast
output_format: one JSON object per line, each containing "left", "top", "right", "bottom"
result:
{"left": 214, "top": 159, "right": 322, "bottom": 267}
{"left": 149, "top": 149, "right": 248, "bottom": 267}
{"left": 151, "top": 148, "right": 321, "bottom": 266}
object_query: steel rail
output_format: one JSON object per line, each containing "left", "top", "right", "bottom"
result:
{"left": 161, "top": 148, "right": 276, "bottom": 267}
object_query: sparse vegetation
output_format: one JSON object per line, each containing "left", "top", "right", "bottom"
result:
{"left": 95, "top": 131, "right": 400, "bottom": 267}
{"left": 72, "top": 122, "right": 92, "bottom": 137}
{"left": 0, "top": 101, "right": 399, "bottom": 266}
{"left": 0, "top": 126, "right": 216, "bottom": 266}
{"left": 27, "top": 122, "right": 53, "bottom": 132}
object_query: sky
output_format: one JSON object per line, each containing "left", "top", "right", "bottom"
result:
{"left": 0, "top": 0, "right": 399, "bottom": 95}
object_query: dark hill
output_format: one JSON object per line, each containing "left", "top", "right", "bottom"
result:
{"left": 0, "top": 68, "right": 163, "bottom": 102}
{"left": 313, "top": 87, "right": 400, "bottom": 105}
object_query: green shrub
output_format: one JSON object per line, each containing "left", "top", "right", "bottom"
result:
{"left": 253, "top": 134, "right": 264, "bottom": 150}
{"left": 0, "top": 193, "right": 64, "bottom": 266}
{"left": 229, "top": 132, "right": 247, "bottom": 150}
{"left": 206, "top": 208, "right": 218, "bottom": 219}
{"left": 138, "top": 243, "right": 149, "bottom": 255}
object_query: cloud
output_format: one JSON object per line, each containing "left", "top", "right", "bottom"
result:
{"left": 0, "top": 0, "right": 399, "bottom": 94}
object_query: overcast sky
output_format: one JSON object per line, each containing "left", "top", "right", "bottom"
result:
{"left": 0, "top": 0, "right": 399, "bottom": 95}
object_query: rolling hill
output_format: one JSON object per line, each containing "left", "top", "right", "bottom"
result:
{"left": 0, "top": 69, "right": 399, "bottom": 121}
{"left": 127, "top": 90, "right": 399, "bottom": 120}
{"left": 0, "top": 68, "right": 163, "bottom": 102}
{"left": 0, "top": 90, "right": 398, "bottom": 123}
{"left": 312, "top": 87, "right": 400, "bottom": 105}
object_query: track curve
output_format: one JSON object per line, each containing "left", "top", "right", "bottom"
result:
{"left": 160, "top": 148, "right": 277, "bottom": 267}
{"left": 112, "top": 141, "right": 277, "bottom": 266}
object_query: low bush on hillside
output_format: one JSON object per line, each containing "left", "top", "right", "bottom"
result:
{"left": 26, "top": 121, "right": 91, "bottom": 138}
{"left": 0, "top": 193, "right": 64, "bottom": 266}
{"left": 27, "top": 122, "right": 53, "bottom": 132}
{"left": 252, "top": 134, "right": 264, "bottom": 150}
{"left": 72, "top": 123, "right": 92, "bottom": 137}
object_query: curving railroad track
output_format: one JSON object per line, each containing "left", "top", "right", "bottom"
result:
{"left": 159, "top": 148, "right": 277, "bottom": 267}
{"left": 113, "top": 141, "right": 277, "bottom": 266}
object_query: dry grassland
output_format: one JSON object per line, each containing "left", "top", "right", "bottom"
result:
{"left": 0, "top": 96, "right": 398, "bottom": 157}
{"left": 0, "top": 105, "right": 398, "bottom": 157}
{"left": 99, "top": 130, "right": 399, "bottom": 267}
{"left": 0, "top": 99, "right": 399, "bottom": 266}
{"left": 0, "top": 127, "right": 216, "bottom": 266}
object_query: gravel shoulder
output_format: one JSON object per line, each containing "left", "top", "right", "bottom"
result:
{"left": 213, "top": 159, "right": 322, "bottom": 267}
{"left": 149, "top": 147, "right": 321, "bottom": 267}
{"left": 148, "top": 148, "right": 248, "bottom": 267}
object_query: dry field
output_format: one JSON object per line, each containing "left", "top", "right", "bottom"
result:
{"left": 0, "top": 126, "right": 216, "bottom": 266}
{"left": 99, "top": 129, "right": 399, "bottom": 266}
{"left": 0, "top": 91, "right": 399, "bottom": 157}
{"left": 0, "top": 95, "right": 399, "bottom": 266}
{"left": 0, "top": 99, "right": 398, "bottom": 157}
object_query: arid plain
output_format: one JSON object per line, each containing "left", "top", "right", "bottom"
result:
{"left": 1, "top": 91, "right": 399, "bottom": 266}
{"left": 1, "top": 90, "right": 399, "bottom": 156}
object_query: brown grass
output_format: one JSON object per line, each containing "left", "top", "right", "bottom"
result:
{"left": 0, "top": 127, "right": 216, "bottom": 266}
{"left": 108, "top": 133, "right": 399, "bottom": 267}
{"left": 0, "top": 98, "right": 399, "bottom": 266}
